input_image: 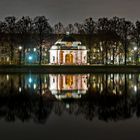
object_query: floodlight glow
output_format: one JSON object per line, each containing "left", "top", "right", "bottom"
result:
{"left": 134, "top": 46, "right": 137, "bottom": 51}
{"left": 134, "top": 85, "right": 137, "bottom": 92}
{"left": 29, "top": 77, "right": 32, "bottom": 83}
{"left": 66, "top": 104, "right": 70, "bottom": 109}
{"left": 34, "top": 48, "right": 37, "bottom": 52}
{"left": 7, "top": 57, "right": 9, "bottom": 62}
{"left": 33, "top": 84, "right": 37, "bottom": 89}
{"left": 6, "top": 75, "right": 9, "bottom": 81}
{"left": 19, "top": 46, "right": 22, "bottom": 50}
{"left": 28, "top": 56, "right": 33, "bottom": 60}
{"left": 19, "top": 87, "right": 22, "bottom": 92}
{"left": 66, "top": 32, "right": 70, "bottom": 35}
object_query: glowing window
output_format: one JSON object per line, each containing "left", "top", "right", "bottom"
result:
{"left": 53, "top": 78, "right": 55, "bottom": 83}
{"left": 53, "top": 56, "right": 55, "bottom": 61}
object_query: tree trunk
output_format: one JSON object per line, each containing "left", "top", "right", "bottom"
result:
{"left": 136, "top": 42, "right": 139, "bottom": 65}
{"left": 105, "top": 45, "right": 108, "bottom": 65}
{"left": 88, "top": 34, "right": 93, "bottom": 64}
{"left": 39, "top": 44, "right": 42, "bottom": 65}
{"left": 113, "top": 48, "right": 115, "bottom": 64}
{"left": 10, "top": 44, "right": 14, "bottom": 64}
{"left": 23, "top": 45, "right": 25, "bottom": 65}
{"left": 124, "top": 42, "right": 127, "bottom": 65}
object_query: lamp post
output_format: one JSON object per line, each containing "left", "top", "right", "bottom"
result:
{"left": 33, "top": 48, "right": 37, "bottom": 52}
{"left": 134, "top": 46, "right": 138, "bottom": 65}
{"left": 19, "top": 46, "right": 22, "bottom": 65}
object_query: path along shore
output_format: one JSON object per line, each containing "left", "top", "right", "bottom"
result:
{"left": 0, "top": 65, "right": 140, "bottom": 73}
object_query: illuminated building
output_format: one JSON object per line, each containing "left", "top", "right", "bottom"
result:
{"left": 49, "top": 33, "right": 88, "bottom": 65}
{"left": 49, "top": 74, "right": 88, "bottom": 99}
{"left": 0, "top": 45, "right": 10, "bottom": 64}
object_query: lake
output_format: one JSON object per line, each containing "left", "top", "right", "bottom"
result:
{"left": 0, "top": 73, "right": 140, "bottom": 140}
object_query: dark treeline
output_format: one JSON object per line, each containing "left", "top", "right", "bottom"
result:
{"left": 0, "top": 16, "right": 138, "bottom": 39}
{"left": 0, "top": 16, "right": 137, "bottom": 39}
{"left": 0, "top": 90, "right": 138, "bottom": 123}
{"left": 0, "top": 16, "right": 140, "bottom": 64}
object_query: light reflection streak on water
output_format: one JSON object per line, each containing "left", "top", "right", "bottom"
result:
{"left": 0, "top": 73, "right": 139, "bottom": 96}
{"left": 0, "top": 73, "right": 140, "bottom": 123}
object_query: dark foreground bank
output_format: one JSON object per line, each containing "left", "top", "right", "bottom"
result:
{"left": 0, "top": 65, "right": 140, "bottom": 73}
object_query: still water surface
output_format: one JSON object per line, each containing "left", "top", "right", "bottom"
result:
{"left": 0, "top": 73, "right": 140, "bottom": 140}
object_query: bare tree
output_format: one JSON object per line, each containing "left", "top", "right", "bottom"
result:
{"left": 53, "top": 22, "right": 65, "bottom": 34}
{"left": 16, "top": 16, "right": 32, "bottom": 64}
{"left": 4, "top": 16, "right": 17, "bottom": 64}
{"left": 117, "top": 19, "right": 134, "bottom": 65}
{"left": 74, "top": 22, "right": 84, "bottom": 34}
{"left": 65, "top": 24, "right": 75, "bottom": 34}
{"left": 132, "top": 21, "right": 140, "bottom": 64}
{"left": 33, "top": 16, "right": 52, "bottom": 65}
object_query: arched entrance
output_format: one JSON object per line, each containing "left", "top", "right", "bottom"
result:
{"left": 65, "top": 54, "right": 73, "bottom": 64}
{"left": 65, "top": 75, "right": 73, "bottom": 87}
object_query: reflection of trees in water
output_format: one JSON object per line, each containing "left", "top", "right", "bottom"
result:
{"left": 53, "top": 92, "right": 138, "bottom": 122}
{"left": 33, "top": 96, "right": 54, "bottom": 124}
{"left": 0, "top": 88, "right": 55, "bottom": 123}
{"left": 96, "top": 94, "right": 134, "bottom": 121}
{"left": 0, "top": 89, "right": 139, "bottom": 123}
{"left": 0, "top": 73, "right": 140, "bottom": 123}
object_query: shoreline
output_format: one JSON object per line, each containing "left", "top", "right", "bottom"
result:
{"left": 0, "top": 65, "right": 140, "bottom": 73}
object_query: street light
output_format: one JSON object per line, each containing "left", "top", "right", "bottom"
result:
{"left": 29, "top": 77, "right": 32, "bottom": 83}
{"left": 19, "top": 46, "right": 22, "bottom": 50}
{"left": 66, "top": 32, "right": 70, "bottom": 35}
{"left": 18, "top": 46, "right": 22, "bottom": 65}
{"left": 34, "top": 48, "right": 37, "bottom": 52}
{"left": 134, "top": 46, "right": 137, "bottom": 51}
{"left": 28, "top": 55, "right": 33, "bottom": 61}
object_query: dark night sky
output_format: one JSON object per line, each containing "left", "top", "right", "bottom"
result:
{"left": 0, "top": 0, "right": 140, "bottom": 24}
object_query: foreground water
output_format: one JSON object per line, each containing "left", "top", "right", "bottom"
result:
{"left": 0, "top": 73, "right": 140, "bottom": 140}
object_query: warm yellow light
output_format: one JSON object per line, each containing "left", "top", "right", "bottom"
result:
{"left": 19, "top": 46, "right": 22, "bottom": 50}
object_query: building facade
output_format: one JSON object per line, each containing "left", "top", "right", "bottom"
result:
{"left": 49, "top": 34, "right": 88, "bottom": 65}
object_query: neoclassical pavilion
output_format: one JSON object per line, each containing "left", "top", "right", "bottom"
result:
{"left": 49, "top": 33, "right": 88, "bottom": 65}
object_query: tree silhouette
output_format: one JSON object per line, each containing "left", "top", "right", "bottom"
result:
{"left": 16, "top": 16, "right": 32, "bottom": 64}
{"left": 4, "top": 16, "right": 17, "bottom": 64}
{"left": 54, "top": 22, "right": 65, "bottom": 34}
{"left": 33, "top": 16, "right": 52, "bottom": 65}
{"left": 117, "top": 18, "right": 134, "bottom": 65}
{"left": 132, "top": 21, "right": 140, "bottom": 64}
{"left": 97, "top": 18, "right": 111, "bottom": 64}
{"left": 65, "top": 24, "right": 75, "bottom": 34}
{"left": 74, "top": 22, "right": 84, "bottom": 34}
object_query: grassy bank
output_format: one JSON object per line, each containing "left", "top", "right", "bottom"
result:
{"left": 0, "top": 65, "right": 140, "bottom": 74}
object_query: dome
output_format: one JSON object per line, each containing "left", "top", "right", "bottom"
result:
{"left": 50, "top": 33, "right": 87, "bottom": 50}
{"left": 61, "top": 35, "right": 76, "bottom": 42}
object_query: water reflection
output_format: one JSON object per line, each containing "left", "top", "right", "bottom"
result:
{"left": 0, "top": 73, "right": 140, "bottom": 123}
{"left": 49, "top": 74, "right": 88, "bottom": 99}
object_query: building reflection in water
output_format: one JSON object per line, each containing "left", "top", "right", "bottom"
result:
{"left": 0, "top": 73, "right": 139, "bottom": 96}
{"left": 49, "top": 74, "right": 88, "bottom": 99}
{"left": 0, "top": 73, "right": 140, "bottom": 123}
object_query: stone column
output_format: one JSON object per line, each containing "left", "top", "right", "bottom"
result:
{"left": 56, "top": 50, "right": 58, "bottom": 64}
{"left": 77, "top": 51, "right": 80, "bottom": 64}
{"left": 63, "top": 51, "right": 66, "bottom": 64}
{"left": 73, "top": 51, "right": 76, "bottom": 64}
{"left": 75, "top": 51, "right": 77, "bottom": 64}
{"left": 81, "top": 51, "right": 83, "bottom": 64}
